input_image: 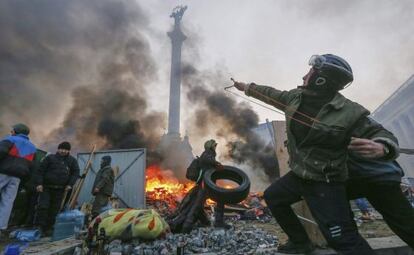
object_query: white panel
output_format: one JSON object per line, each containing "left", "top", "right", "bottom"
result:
{"left": 77, "top": 149, "right": 146, "bottom": 209}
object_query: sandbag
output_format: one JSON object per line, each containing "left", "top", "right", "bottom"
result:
{"left": 89, "top": 209, "right": 170, "bottom": 240}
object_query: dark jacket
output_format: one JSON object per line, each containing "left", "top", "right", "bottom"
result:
{"left": 22, "top": 149, "right": 48, "bottom": 191}
{"left": 199, "top": 149, "right": 219, "bottom": 171}
{"left": 0, "top": 134, "right": 36, "bottom": 179}
{"left": 246, "top": 84, "right": 392, "bottom": 182}
{"left": 35, "top": 153, "right": 80, "bottom": 188}
{"left": 92, "top": 165, "right": 114, "bottom": 196}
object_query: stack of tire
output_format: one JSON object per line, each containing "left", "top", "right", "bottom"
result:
{"left": 203, "top": 165, "right": 250, "bottom": 204}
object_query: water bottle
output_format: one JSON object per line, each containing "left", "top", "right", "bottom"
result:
{"left": 16, "top": 229, "right": 41, "bottom": 242}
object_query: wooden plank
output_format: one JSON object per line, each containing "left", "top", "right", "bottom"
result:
{"left": 272, "top": 121, "right": 327, "bottom": 247}
{"left": 272, "top": 120, "right": 289, "bottom": 176}
{"left": 23, "top": 237, "right": 81, "bottom": 255}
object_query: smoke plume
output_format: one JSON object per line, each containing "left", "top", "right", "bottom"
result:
{"left": 182, "top": 64, "right": 279, "bottom": 182}
{"left": 1, "top": 0, "right": 279, "bottom": 185}
{"left": 0, "top": 0, "right": 166, "bottom": 161}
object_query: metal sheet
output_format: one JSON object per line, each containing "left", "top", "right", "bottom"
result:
{"left": 77, "top": 149, "right": 146, "bottom": 208}
{"left": 372, "top": 75, "right": 414, "bottom": 178}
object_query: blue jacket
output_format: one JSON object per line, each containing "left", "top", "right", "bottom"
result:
{"left": 0, "top": 134, "right": 36, "bottom": 179}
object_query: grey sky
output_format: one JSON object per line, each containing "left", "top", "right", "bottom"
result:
{"left": 0, "top": 0, "right": 412, "bottom": 149}
{"left": 143, "top": 0, "right": 414, "bottom": 125}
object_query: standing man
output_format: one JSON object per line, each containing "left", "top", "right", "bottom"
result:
{"left": 34, "top": 141, "right": 79, "bottom": 235}
{"left": 171, "top": 139, "right": 223, "bottom": 233}
{"left": 0, "top": 124, "right": 36, "bottom": 238}
{"left": 91, "top": 155, "right": 114, "bottom": 218}
{"left": 234, "top": 54, "right": 384, "bottom": 254}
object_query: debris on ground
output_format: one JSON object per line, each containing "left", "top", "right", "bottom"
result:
{"left": 104, "top": 225, "right": 278, "bottom": 255}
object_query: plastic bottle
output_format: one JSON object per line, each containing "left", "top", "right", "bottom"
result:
{"left": 16, "top": 229, "right": 41, "bottom": 242}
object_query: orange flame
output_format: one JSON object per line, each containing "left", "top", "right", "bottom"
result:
{"left": 145, "top": 165, "right": 194, "bottom": 208}
{"left": 145, "top": 165, "right": 249, "bottom": 211}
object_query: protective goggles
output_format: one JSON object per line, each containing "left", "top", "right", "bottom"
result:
{"left": 308, "top": 54, "right": 353, "bottom": 78}
{"left": 308, "top": 55, "right": 326, "bottom": 69}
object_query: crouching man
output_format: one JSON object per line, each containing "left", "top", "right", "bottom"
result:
{"left": 91, "top": 155, "right": 114, "bottom": 218}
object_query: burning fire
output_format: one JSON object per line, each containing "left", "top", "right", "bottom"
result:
{"left": 145, "top": 165, "right": 194, "bottom": 202}
{"left": 145, "top": 165, "right": 242, "bottom": 211}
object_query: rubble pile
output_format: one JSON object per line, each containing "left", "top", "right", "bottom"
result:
{"left": 106, "top": 225, "right": 278, "bottom": 255}
{"left": 146, "top": 192, "right": 180, "bottom": 217}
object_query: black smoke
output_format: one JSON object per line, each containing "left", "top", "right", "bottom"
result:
{"left": 0, "top": 0, "right": 165, "bottom": 161}
{"left": 182, "top": 64, "right": 279, "bottom": 179}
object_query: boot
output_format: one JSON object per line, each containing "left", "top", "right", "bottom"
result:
{"left": 277, "top": 240, "right": 315, "bottom": 254}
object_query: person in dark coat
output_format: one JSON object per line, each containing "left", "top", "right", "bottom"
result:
{"left": 91, "top": 155, "right": 114, "bottom": 218}
{"left": 34, "top": 141, "right": 80, "bottom": 235}
{"left": 234, "top": 54, "right": 392, "bottom": 254}
{"left": 199, "top": 140, "right": 230, "bottom": 229}
{"left": 169, "top": 139, "right": 223, "bottom": 233}
{"left": 0, "top": 123, "right": 36, "bottom": 237}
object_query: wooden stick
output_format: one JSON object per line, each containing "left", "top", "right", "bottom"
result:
{"left": 68, "top": 145, "right": 97, "bottom": 209}
{"left": 60, "top": 189, "right": 69, "bottom": 211}
{"left": 113, "top": 166, "right": 120, "bottom": 177}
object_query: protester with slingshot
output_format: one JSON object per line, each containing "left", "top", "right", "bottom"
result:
{"left": 231, "top": 54, "right": 399, "bottom": 254}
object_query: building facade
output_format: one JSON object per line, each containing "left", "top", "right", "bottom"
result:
{"left": 372, "top": 75, "right": 414, "bottom": 177}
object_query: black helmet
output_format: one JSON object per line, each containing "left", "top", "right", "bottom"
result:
{"left": 308, "top": 54, "right": 353, "bottom": 91}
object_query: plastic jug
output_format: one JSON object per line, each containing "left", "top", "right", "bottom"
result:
{"left": 52, "top": 209, "right": 85, "bottom": 241}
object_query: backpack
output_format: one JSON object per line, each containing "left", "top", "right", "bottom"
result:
{"left": 186, "top": 156, "right": 201, "bottom": 182}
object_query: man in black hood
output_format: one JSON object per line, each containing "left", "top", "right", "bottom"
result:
{"left": 34, "top": 141, "right": 80, "bottom": 235}
{"left": 91, "top": 155, "right": 114, "bottom": 218}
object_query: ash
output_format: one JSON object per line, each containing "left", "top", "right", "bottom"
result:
{"left": 105, "top": 225, "right": 278, "bottom": 255}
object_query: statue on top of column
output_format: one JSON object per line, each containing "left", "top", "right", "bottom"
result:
{"left": 170, "top": 5, "right": 187, "bottom": 25}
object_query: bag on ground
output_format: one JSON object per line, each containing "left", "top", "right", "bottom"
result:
{"left": 89, "top": 209, "right": 170, "bottom": 240}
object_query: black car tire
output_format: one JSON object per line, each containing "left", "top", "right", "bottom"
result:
{"left": 203, "top": 165, "right": 250, "bottom": 204}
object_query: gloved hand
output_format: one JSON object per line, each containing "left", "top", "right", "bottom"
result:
{"left": 233, "top": 80, "right": 248, "bottom": 91}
